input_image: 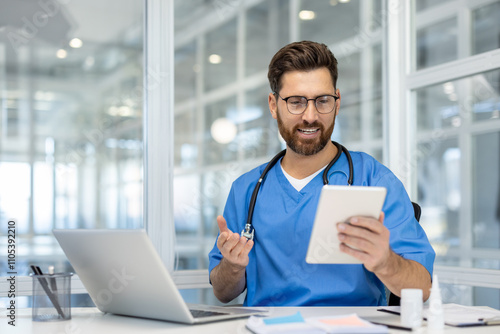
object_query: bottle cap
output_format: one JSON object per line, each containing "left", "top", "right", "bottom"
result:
{"left": 401, "top": 288, "right": 423, "bottom": 301}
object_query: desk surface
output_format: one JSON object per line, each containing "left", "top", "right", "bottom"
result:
{"left": 2, "top": 307, "right": 499, "bottom": 333}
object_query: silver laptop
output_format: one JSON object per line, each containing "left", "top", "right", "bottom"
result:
{"left": 53, "top": 229, "right": 264, "bottom": 324}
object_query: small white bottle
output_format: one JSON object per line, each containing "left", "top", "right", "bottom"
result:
{"left": 427, "top": 274, "right": 444, "bottom": 330}
{"left": 401, "top": 288, "right": 423, "bottom": 328}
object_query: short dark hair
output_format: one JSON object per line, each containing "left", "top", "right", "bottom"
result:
{"left": 267, "top": 41, "right": 338, "bottom": 94}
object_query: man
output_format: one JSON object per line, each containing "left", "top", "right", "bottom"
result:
{"left": 208, "top": 41, "right": 435, "bottom": 307}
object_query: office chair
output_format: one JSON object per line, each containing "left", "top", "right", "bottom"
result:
{"left": 387, "top": 202, "right": 421, "bottom": 306}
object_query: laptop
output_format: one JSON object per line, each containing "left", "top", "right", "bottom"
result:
{"left": 53, "top": 229, "right": 265, "bottom": 324}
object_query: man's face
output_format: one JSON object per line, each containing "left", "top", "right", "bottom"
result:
{"left": 269, "top": 68, "right": 340, "bottom": 156}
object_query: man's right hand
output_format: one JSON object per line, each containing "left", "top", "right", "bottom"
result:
{"left": 216, "top": 215, "right": 254, "bottom": 270}
{"left": 211, "top": 215, "right": 254, "bottom": 303}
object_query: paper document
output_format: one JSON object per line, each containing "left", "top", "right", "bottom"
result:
{"left": 246, "top": 312, "right": 323, "bottom": 334}
{"left": 424, "top": 303, "right": 500, "bottom": 327}
{"left": 307, "top": 314, "right": 388, "bottom": 333}
{"left": 246, "top": 312, "right": 388, "bottom": 334}
{"left": 378, "top": 303, "right": 500, "bottom": 327}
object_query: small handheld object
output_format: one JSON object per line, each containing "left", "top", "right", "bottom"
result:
{"left": 241, "top": 223, "right": 255, "bottom": 240}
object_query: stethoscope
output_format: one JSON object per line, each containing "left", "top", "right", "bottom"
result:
{"left": 241, "top": 141, "right": 354, "bottom": 240}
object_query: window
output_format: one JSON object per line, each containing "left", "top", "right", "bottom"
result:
{"left": 410, "top": 0, "right": 500, "bottom": 308}
{"left": 0, "top": 0, "right": 144, "bottom": 307}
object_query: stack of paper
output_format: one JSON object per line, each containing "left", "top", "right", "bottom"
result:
{"left": 423, "top": 303, "right": 500, "bottom": 327}
{"left": 246, "top": 312, "right": 388, "bottom": 334}
{"left": 378, "top": 303, "right": 500, "bottom": 327}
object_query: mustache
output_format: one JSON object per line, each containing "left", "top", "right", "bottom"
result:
{"left": 296, "top": 121, "right": 322, "bottom": 128}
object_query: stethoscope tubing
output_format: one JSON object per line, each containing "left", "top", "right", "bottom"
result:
{"left": 241, "top": 141, "right": 353, "bottom": 240}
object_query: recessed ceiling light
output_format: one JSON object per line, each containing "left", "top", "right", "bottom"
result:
{"left": 69, "top": 38, "right": 83, "bottom": 48}
{"left": 299, "top": 10, "right": 316, "bottom": 20}
{"left": 339, "top": 0, "right": 350, "bottom": 3}
{"left": 56, "top": 49, "right": 67, "bottom": 59}
{"left": 208, "top": 54, "right": 222, "bottom": 64}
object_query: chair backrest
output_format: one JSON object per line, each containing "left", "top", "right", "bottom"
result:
{"left": 388, "top": 202, "right": 421, "bottom": 306}
{"left": 412, "top": 202, "right": 421, "bottom": 222}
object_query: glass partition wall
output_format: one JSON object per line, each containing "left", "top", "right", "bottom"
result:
{"left": 0, "top": 0, "right": 144, "bottom": 307}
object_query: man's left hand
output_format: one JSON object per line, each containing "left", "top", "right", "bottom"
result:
{"left": 336, "top": 212, "right": 393, "bottom": 273}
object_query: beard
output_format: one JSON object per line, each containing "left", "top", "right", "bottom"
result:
{"left": 276, "top": 110, "right": 335, "bottom": 156}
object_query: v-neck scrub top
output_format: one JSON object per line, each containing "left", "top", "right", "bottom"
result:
{"left": 208, "top": 150, "right": 435, "bottom": 307}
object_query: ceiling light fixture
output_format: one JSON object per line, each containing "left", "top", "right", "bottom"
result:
{"left": 299, "top": 10, "right": 316, "bottom": 20}
{"left": 56, "top": 49, "right": 67, "bottom": 59}
{"left": 69, "top": 38, "right": 83, "bottom": 48}
{"left": 208, "top": 54, "right": 222, "bottom": 64}
{"left": 211, "top": 118, "right": 237, "bottom": 144}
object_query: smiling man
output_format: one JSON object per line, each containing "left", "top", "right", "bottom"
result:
{"left": 208, "top": 41, "right": 435, "bottom": 307}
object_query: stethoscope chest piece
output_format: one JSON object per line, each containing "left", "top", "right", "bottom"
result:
{"left": 241, "top": 223, "right": 255, "bottom": 241}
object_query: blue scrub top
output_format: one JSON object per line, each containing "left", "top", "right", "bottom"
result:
{"left": 208, "top": 150, "right": 435, "bottom": 307}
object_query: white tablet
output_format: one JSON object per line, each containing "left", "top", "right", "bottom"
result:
{"left": 306, "top": 185, "right": 387, "bottom": 264}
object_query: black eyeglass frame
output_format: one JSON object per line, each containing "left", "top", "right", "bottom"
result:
{"left": 274, "top": 92, "right": 339, "bottom": 115}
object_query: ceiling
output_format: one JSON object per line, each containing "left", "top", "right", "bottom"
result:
{"left": 0, "top": 0, "right": 143, "bottom": 76}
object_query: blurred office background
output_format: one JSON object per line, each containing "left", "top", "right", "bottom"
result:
{"left": 1, "top": 0, "right": 500, "bottom": 308}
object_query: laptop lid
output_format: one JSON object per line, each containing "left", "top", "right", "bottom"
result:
{"left": 53, "top": 229, "right": 261, "bottom": 324}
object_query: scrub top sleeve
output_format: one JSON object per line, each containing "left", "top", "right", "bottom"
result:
{"left": 376, "top": 172, "right": 436, "bottom": 278}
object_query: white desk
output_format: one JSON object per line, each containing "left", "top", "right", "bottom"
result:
{"left": 2, "top": 307, "right": 499, "bottom": 333}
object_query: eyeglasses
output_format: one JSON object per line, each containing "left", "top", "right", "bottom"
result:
{"left": 275, "top": 93, "right": 339, "bottom": 115}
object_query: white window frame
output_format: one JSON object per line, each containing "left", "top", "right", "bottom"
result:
{"left": 144, "top": 0, "right": 175, "bottom": 272}
{"left": 145, "top": 0, "right": 212, "bottom": 289}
